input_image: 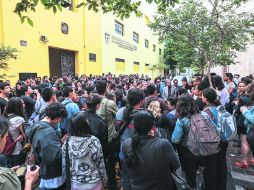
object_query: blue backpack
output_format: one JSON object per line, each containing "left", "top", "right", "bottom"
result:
{"left": 216, "top": 105, "right": 237, "bottom": 141}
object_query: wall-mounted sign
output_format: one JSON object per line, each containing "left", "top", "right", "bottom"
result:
{"left": 104, "top": 32, "right": 137, "bottom": 51}
{"left": 61, "top": 22, "right": 69, "bottom": 34}
{"left": 20, "top": 40, "right": 27, "bottom": 46}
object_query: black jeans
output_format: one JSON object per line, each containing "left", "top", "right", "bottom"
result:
{"left": 105, "top": 141, "right": 117, "bottom": 190}
{"left": 203, "top": 142, "right": 228, "bottom": 190}
{"left": 177, "top": 146, "right": 199, "bottom": 188}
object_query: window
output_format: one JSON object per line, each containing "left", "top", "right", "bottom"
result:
{"left": 115, "top": 58, "right": 125, "bottom": 62}
{"left": 89, "top": 53, "right": 96, "bottom": 62}
{"left": 159, "top": 48, "right": 162, "bottom": 55}
{"left": 115, "top": 21, "right": 124, "bottom": 36}
{"left": 134, "top": 62, "right": 140, "bottom": 72}
{"left": 145, "top": 39, "right": 149, "bottom": 48}
{"left": 153, "top": 44, "right": 156, "bottom": 52}
{"left": 115, "top": 58, "right": 125, "bottom": 72}
{"left": 145, "top": 63, "right": 149, "bottom": 72}
{"left": 133, "top": 32, "right": 139, "bottom": 43}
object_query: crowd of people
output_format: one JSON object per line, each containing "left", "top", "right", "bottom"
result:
{"left": 0, "top": 72, "right": 253, "bottom": 190}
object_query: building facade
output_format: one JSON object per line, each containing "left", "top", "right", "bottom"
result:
{"left": 211, "top": 45, "right": 254, "bottom": 78}
{"left": 0, "top": 0, "right": 164, "bottom": 84}
{"left": 211, "top": 0, "right": 254, "bottom": 78}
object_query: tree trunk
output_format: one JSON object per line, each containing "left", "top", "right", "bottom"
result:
{"left": 200, "top": 64, "right": 205, "bottom": 76}
{"left": 201, "top": 49, "right": 214, "bottom": 88}
{"left": 207, "top": 63, "right": 213, "bottom": 89}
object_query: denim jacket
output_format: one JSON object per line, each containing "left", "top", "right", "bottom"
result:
{"left": 242, "top": 105, "right": 254, "bottom": 133}
{"left": 171, "top": 117, "right": 190, "bottom": 146}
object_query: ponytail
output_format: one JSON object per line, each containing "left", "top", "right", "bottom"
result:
{"left": 123, "top": 104, "right": 133, "bottom": 122}
{"left": 125, "top": 135, "right": 140, "bottom": 168}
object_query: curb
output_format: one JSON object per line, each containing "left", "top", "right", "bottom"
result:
{"left": 231, "top": 171, "right": 254, "bottom": 190}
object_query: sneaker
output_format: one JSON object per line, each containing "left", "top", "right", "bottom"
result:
{"left": 234, "top": 161, "right": 249, "bottom": 169}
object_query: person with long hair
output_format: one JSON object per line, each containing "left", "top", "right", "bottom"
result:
{"left": 201, "top": 88, "right": 228, "bottom": 190}
{"left": 62, "top": 112, "right": 107, "bottom": 190}
{"left": 4, "top": 97, "right": 27, "bottom": 167}
{"left": 0, "top": 116, "right": 40, "bottom": 190}
{"left": 123, "top": 110, "right": 180, "bottom": 190}
{"left": 212, "top": 75, "right": 229, "bottom": 107}
{"left": 171, "top": 94, "right": 199, "bottom": 189}
{"left": 116, "top": 88, "right": 145, "bottom": 190}
{"left": 234, "top": 81, "right": 254, "bottom": 168}
{"left": 241, "top": 81, "right": 254, "bottom": 158}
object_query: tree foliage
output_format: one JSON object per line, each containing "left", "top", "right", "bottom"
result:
{"left": 151, "top": 0, "right": 254, "bottom": 86}
{"left": 14, "top": 0, "right": 178, "bottom": 26}
{"left": 0, "top": 45, "right": 18, "bottom": 79}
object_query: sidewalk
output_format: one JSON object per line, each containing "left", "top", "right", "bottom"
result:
{"left": 227, "top": 141, "right": 254, "bottom": 189}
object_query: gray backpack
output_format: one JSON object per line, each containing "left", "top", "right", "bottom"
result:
{"left": 187, "top": 112, "right": 220, "bottom": 156}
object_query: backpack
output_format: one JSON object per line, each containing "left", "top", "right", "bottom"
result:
{"left": 28, "top": 109, "right": 46, "bottom": 125}
{"left": 187, "top": 112, "right": 220, "bottom": 156}
{"left": 2, "top": 114, "right": 21, "bottom": 155}
{"left": 2, "top": 133, "right": 17, "bottom": 155}
{"left": 230, "top": 87, "right": 237, "bottom": 101}
{"left": 59, "top": 101, "right": 72, "bottom": 135}
{"left": 216, "top": 105, "right": 237, "bottom": 141}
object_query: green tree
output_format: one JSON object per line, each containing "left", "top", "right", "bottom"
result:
{"left": 14, "top": 0, "right": 178, "bottom": 26}
{"left": 0, "top": 45, "right": 18, "bottom": 79}
{"left": 151, "top": 0, "right": 254, "bottom": 87}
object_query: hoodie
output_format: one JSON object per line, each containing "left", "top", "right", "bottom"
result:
{"left": 62, "top": 135, "right": 107, "bottom": 190}
{"left": 28, "top": 121, "right": 62, "bottom": 180}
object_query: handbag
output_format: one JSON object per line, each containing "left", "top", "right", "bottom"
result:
{"left": 171, "top": 172, "right": 192, "bottom": 190}
{"left": 134, "top": 142, "right": 192, "bottom": 190}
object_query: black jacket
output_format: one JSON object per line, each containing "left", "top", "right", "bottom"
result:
{"left": 83, "top": 111, "right": 107, "bottom": 156}
{"left": 123, "top": 137, "right": 180, "bottom": 190}
{"left": 28, "top": 121, "right": 62, "bottom": 180}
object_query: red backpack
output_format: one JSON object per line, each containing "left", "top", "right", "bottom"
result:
{"left": 2, "top": 114, "right": 20, "bottom": 155}
{"left": 2, "top": 133, "right": 17, "bottom": 155}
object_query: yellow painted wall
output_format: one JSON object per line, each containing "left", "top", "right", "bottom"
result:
{"left": 0, "top": 0, "right": 3, "bottom": 44}
{"left": 115, "top": 61, "right": 125, "bottom": 73}
{"left": 100, "top": 12, "right": 164, "bottom": 78}
{"left": 1, "top": 0, "right": 164, "bottom": 84}
{"left": 133, "top": 64, "right": 140, "bottom": 73}
{"left": 1, "top": 0, "right": 85, "bottom": 84}
{"left": 83, "top": 6, "right": 102, "bottom": 75}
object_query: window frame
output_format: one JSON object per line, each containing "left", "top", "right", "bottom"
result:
{"left": 115, "top": 20, "right": 124, "bottom": 36}
{"left": 153, "top": 44, "right": 156, "bottom": 52}
{"left": 145, "top": 39, "right": 149, "bottom": 48}
{"left": 133, "top": 32, "right": 139, "bottom": 43}
{"left": 89, "top": 53, "right": 96, "bottom": 62}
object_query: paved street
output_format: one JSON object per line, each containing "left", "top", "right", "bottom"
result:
{"left": 227, "top": 141, "right": 254, "bottom": 190}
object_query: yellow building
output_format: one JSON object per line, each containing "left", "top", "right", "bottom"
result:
{"left": 0, "top": 0, "right": 164, "bottom": 84}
